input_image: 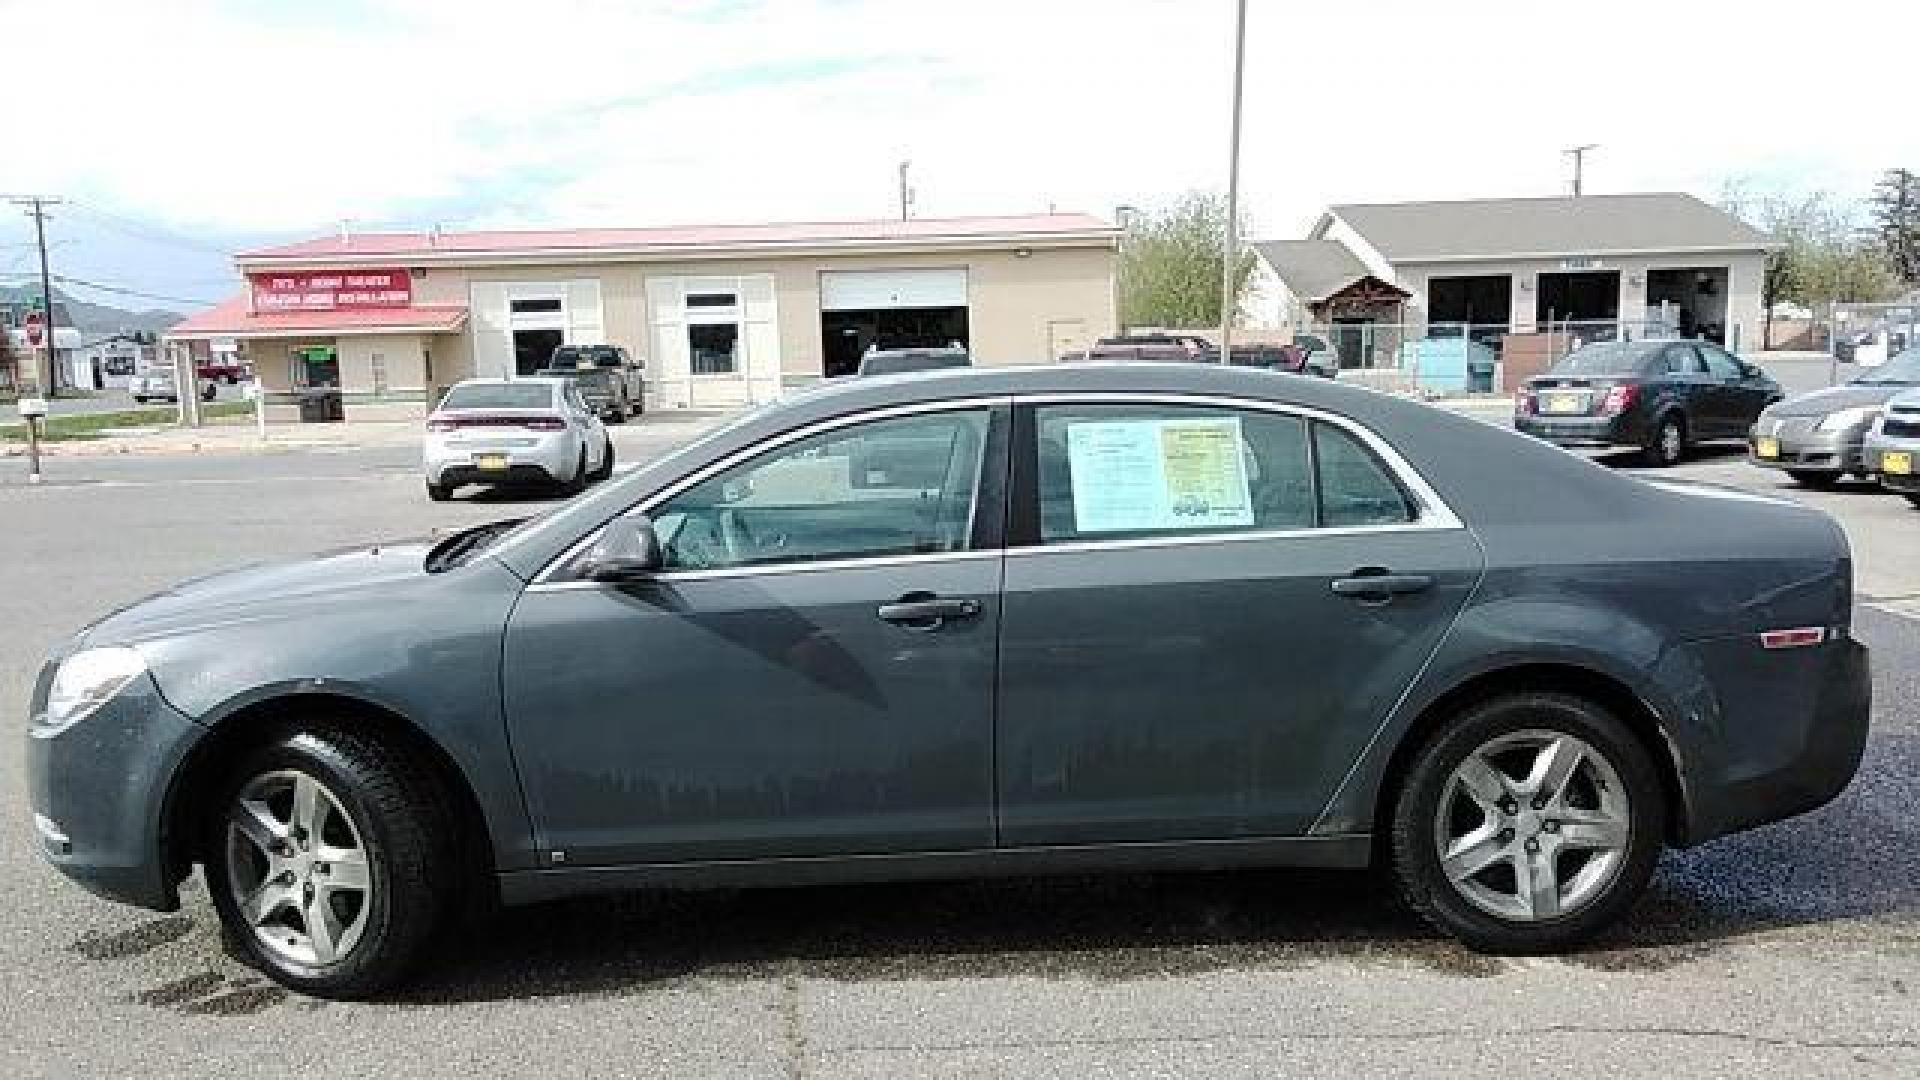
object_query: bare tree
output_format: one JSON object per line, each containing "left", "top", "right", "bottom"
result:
{"left": 1723, "top": 181, "right": 1902, "bottom": 346}
{"left": 1118, "top": 191, "right": 1257, "bottom": 330}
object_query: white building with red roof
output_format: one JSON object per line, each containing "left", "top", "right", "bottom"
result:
{"left": 167, "top": 213, "right": 1118, "bottom": 422}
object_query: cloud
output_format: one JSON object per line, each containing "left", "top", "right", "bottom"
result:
{"left": 4, "top": 0, "right": 1917, "bottom": 304}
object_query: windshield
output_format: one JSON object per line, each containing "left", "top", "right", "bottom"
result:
{"left": 1550, "top": 341, "right": 1661, "bottom": 377}
{"left": 439, "top": 383, "right": 555, "bottom": 410}
{"left": 1855, "top": 348, "right": 1920, "bottom": 385}
{"left": 552, "top": 346, "right": 621, "bottom": 368}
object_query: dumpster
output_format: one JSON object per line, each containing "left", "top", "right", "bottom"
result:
{"left": 1468, "top": 360, "right": 1496, "bottom": 394}
{"left": 298, "top": 387, "right": 345, "bottom": 423}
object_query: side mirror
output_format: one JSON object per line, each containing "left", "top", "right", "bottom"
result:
{"left": 582, "top": 516, "right": 663, "bottom": 581}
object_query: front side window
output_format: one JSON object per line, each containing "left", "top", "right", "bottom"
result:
{"left": 649, "top": 409, "right": 992, "bottom": 571}
{"left": 1032, "top": 403, "right": 1415, "bottom": 544}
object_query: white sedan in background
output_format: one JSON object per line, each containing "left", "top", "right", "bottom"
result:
{"left": 423, "top": 378, "right": 613, "bottom": 501}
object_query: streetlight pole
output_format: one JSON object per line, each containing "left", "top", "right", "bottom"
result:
{"left": 1217, "top": 0, "right": 1249, "bottom": 361}
{"left": 1565, "top": 144, "right": 1598, "bottom": 197}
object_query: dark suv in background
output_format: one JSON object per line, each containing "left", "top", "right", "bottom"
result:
{"left": 1515, "top": 339, "right": 1778, "bottom": 466}
{"left": 539, "top": 345, "right": 644, "bottom": 422}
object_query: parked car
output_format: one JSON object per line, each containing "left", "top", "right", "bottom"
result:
{"left": 1076, "top": 334, "right": 1214, "bottom": 363}
{"left": 1751, "top": 346, "right": 1920, "bottom": 487}
{"left": 198, "top": 359, "right": 249, "bottom": 385}
{"left": 1863, "top": 386, "right": 1920, "bottom": 508}
{"left": 422, "top": 378, "right": 613, "bottom": 501}
{"left": 1515, "top": 339, "right": 1779, "bottom": 466}
{"left": 1221, "top": 344, "right": 1335, "bottom": 378}
{"left": 129, "top": 366, "right": 216, "bottom": 404}
{"left": 28, "top": 363, "right": 1868, "bottom": 997}
{"left": 1290, "top": 333, "right": 1340, "bottom": 377}
{"left": 856, "top": 346, "right": 971, "bottom": 377}
{"left": 543, "top": 345, "right": 643, "bottom": 422}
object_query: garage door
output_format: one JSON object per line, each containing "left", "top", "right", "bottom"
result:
{"left": 821, "top": 269, "right": 968, "bottom": 311}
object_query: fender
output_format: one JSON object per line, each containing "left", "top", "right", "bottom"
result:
{"left": 1309, "top": 594, "right": 1719, "bottom": 839}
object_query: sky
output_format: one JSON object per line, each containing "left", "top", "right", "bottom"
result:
{"left": 2, "top": 0, "right": 1915, "bottom": 313}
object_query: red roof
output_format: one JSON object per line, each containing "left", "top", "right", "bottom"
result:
{"left": 167, "top": 295, "right": 469, "bottom": 339}
{"left": 239, "top": 213, "right": 1114, "bottom": 262}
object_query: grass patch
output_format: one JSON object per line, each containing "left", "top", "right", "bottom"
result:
{"left": 2, "top": 402, "right": 253, "bottom": 442}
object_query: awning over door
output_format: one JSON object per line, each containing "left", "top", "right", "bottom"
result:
{"left": 820, "top": 269, "right": 968, "bottom": 311}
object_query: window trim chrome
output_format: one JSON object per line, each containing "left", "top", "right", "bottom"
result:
{"left": 526, "top": 389, "right": 1465, "bottom": 591}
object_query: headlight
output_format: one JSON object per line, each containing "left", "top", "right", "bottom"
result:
{"left": 1816, "top": 406, "right": 1881, "bottom": 432}
{"left": 38, "top": 647, "right": 147, "bottom": 735}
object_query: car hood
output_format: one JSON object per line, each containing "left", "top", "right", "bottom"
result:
{"left": 1768, "top": 383, "right": 1912, "bottom": 416}
{"left": 80, "top": 541, "right": 435, "bottom": 646}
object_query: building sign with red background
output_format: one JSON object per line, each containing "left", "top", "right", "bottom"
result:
{"left": 250, "top": 268, "right": 411, "bottom": 312}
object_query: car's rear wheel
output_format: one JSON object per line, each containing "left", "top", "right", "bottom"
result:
{"left": 204, "top": 726, "right": 451, "bottom": 998}
{"left": 1641, "top": 413, "right": 1685, "bottom": 467}
{"left": 561, "top": 447, "right": 588, "bottom": 495}
{"left": 1904, "top": 493, "right": 1920, "bottom": 509}
{"left": 1390, "top": 693, "right": 1664, "bottom": 953}
{"left": 425, "top": 480, "right": 452, "bottom": 502}
{"left": 1788, "top": 470, "right": 1840, "bottom": 489}
{"left": 201, "top": 382, "right": 217, "bottom": 402}
{"left": 132, "top": 395, "right": 147, "bottom": 404}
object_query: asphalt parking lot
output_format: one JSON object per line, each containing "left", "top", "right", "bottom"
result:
{"left": 2, "top": 395, "right": 1917, "bottom": 1078}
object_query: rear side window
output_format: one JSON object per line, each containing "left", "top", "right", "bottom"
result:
{"left": 1664, "top": 344, "right": 1706, "bottom": 374}
{"left": 1313, "top": 422, "right": 1415, "bottom": 527}
{"left": 1031, "top": 404, "right": 1419, "bottom": 543}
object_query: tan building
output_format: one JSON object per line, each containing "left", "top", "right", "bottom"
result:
{"left": 166, "top": 214, "right": 1118, "bottom": 422}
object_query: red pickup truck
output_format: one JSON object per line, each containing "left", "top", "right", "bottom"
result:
{"left": 196, "top": 360, "right": 249, "bottom": 384}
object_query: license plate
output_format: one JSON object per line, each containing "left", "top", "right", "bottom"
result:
{"left": 1886, "top": 451, "right": 1913, "bottom": 475}
{"left": 1545, "top": 393, "right": 1584, "bottom": 414}
{"left": 475, "top": 454, "right": 509, "bottom": 472}
{"left": 1755, "top": 438, "right": 1780, "bottom": 459}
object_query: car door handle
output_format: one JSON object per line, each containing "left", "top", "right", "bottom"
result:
{"left": 1330, "top": 571, "right": 1434, "bottom": 601}
{"left": 877, "top": 594, "right": 982, "bottom": 629}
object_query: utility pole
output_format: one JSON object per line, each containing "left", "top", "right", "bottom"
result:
{"left": 1218, "top": 0, "right": 1249, "bottom": 360}
{"left": 897, "top": 160, "right": 913, "bottom": 221}
{"left": 1564, "top": 144, "right": 1598, "bottom": 197}
{"left": 8, "top": 196, "right": 63, "bottom": 395}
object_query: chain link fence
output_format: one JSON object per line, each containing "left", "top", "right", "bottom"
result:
{"left": 1295, "top": 317, "right": 1682, "bottom": 396}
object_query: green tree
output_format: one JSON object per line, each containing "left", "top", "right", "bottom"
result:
{"left": 1723, "top": 181, "right": 1902, "bottom": 345}
{"left": 1871, "top": 167, "right": 1920, "bottom": 284}
{"left": 1117, "top": 191, "right": 1257, "bottom": 330}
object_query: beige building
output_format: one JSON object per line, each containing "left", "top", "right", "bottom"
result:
{"left": 168, "top": 214, "right": 1119, "bottom": 422}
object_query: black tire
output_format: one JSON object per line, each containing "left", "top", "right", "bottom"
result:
{"left": 1787, "top": 470, "right": 1840, "bottom": 489}
{"left": 561, "top": 447, "right": 588, "bottom": 495}
{"left": 201, "top": 383, "right": 217, "bottom": 402}
{"left": 1389, "top": 692, "right": 1666, "bottom": 954}
{"left": 203, "top": 724, "right": 453, "bottom": 998}
{"left": 1905, "top": 493, "right": 1920, "bottom": 510}
{"left": 1640, "top": 413, "right": 1685, "bottom": 468}
{"left": 425, "top": 480, "right": 452, "bottom": 502}
{"left": 590, "top": 437, "right": 615, "bottom": 481}
{"left": 132, "top": 395, "right": 147, "bottom": 404}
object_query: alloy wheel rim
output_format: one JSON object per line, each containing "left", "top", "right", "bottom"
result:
{"left": 1432, "top": 729, "right": 1631, "bottom": 923}
{"left": 1662, "top": 422, "right": 1682, "bottom": 460}
{"left": 225, "top": 769, "right": 372, "bottom": 968}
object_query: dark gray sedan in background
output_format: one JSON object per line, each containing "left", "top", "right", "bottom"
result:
{"left": 28, "top": 364, "right": 1869, "bottom": 997}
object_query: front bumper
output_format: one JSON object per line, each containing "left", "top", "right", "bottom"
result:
{"left": 1669, "top": 634, "right": 1870, "bottom": 846}
{"left": 1863, "top": 434, "right": 1920, "bottom": 491}
{"left": 26, "top": 668, "right": 204, "bottom": 911}
{"left": 1749, "top": 421, "right": 1867, "bottom": 474}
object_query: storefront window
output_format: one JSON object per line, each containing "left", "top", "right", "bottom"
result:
{"left": 689, "top": 323, "right": 738, "bottom": 375}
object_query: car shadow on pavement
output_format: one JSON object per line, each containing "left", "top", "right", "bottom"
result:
{"left": 391, "top": 735, "right": 1918, "bottom": 1005}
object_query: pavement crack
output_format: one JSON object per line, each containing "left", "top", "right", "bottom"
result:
{"left": 779, "top": 960, "right": 809, "bottom": 1080}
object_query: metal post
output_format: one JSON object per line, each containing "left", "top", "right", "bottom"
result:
{"left": 1828, "top": 296, "right": 1839, "bottom": 386}
{"left": 7, "top": 196, "right": 64, "bottom": 396}
{"left": 24, "top": 415, "right": 42, "bottom": 484}
{"left": 1217, "top": 0, "right": 1249, "bottom": 361}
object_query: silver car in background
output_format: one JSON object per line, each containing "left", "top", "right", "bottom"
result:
{"left": 1864, "top": 386, "right": 1920, "bottom": 508}
{"left": 423, "top": 378, "right": 613, "bottom": 501}
{"left": 1750, "top": 346, "right": 1920, "bottom": 487}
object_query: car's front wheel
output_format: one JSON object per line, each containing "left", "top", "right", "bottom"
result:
{"left": 204, "top": 726, "right": 451, "bottom": 998}
{"left": 425, "top": 480, "right": 452, "bottom": 502}
{"left": 1904, "top": 493, "right": 1920, "bottom": 510}
{"left": 1390, "top": 693, "right": 1664, "bottom": 953}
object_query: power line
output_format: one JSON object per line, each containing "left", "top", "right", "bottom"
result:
{"left": 62, "top": 199, "right": 234, "bottom": 258}
{"left": 50, "top": 273, "right": 218, "bottom": 308}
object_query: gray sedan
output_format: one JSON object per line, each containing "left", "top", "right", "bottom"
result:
{"left": 27, "top": 364, "right": 1869, "bottom": 997}
{"left": 1750, "top": 346, "right": 1920, "bottom": 485}
{"left": 1864, "top": 386, "right": 1920, "bottom": 506}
